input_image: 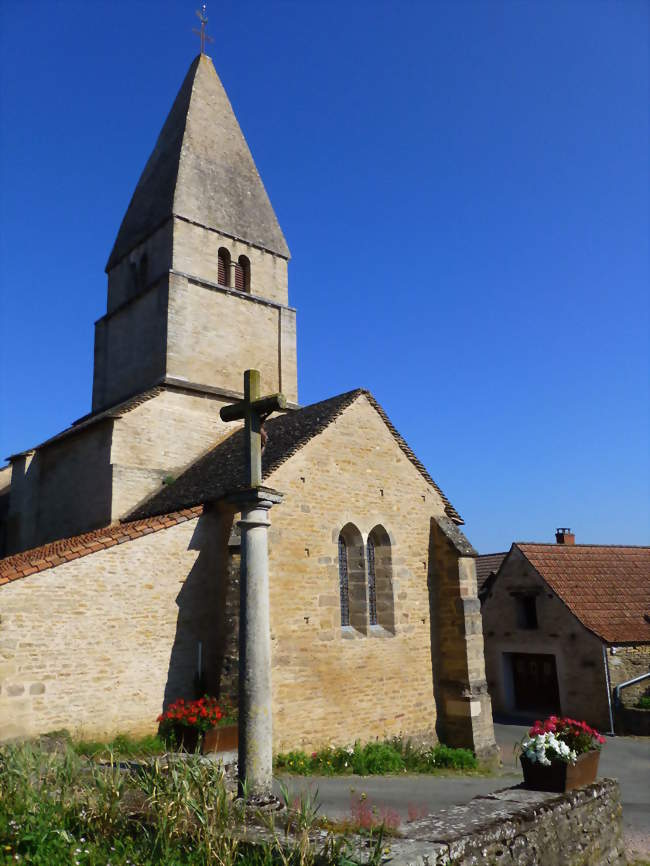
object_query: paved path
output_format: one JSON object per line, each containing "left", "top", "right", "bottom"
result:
{"left": 277, "top": 723, "right": 650, "bottom": 839}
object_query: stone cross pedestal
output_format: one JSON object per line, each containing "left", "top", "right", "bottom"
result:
{"left": 220, "top": 370, "right": 286, "bottom": 795}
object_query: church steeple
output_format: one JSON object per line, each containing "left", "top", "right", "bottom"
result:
{"left": 93, "top": 55, "right": 296, "bottom": 414}
{"left": 107, "top": 54, "right": 289, "bottom": 270}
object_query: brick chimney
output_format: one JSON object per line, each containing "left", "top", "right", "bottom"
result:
{"left": 555, "top": 527, "right": 575, "bottom": 545}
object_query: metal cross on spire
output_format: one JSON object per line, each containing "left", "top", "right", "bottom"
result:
{"left": 193, "top": 4, "right": 214, "bottom": 55}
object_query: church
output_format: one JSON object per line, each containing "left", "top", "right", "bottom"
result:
{"left": 0, "top": 53, "right": 496, "bottom": 760}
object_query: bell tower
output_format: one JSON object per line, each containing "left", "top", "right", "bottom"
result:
{"left": 92, "top": 53, "right": 297, "bottom": 412}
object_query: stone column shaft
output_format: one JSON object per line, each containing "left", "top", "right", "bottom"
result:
{"left": 228, "top": 487, "right": 282, "bottom": 796}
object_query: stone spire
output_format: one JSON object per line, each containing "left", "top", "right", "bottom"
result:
{"left": 106, "top": 54, "right": 289, "bottom": 270}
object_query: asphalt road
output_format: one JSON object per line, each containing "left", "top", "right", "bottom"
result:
{"left": 276, "top": 723, "right": 650, "bottom": 835}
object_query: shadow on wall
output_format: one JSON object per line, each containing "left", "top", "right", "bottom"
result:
{"left": 427, "top": 519, "right": 445, "bottom": 744}
{"left": 162, "top": 506, "right": 240, "bottom": 713}
{"left": 6, "top": 425, "right": 114, "bottom": 555}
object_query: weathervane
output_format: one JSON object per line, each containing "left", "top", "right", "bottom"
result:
{"left": 193, "top": 4, "right": 214, "bottom": 55}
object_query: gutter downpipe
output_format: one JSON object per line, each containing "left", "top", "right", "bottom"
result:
{"left": 602, "top": 644, "right": 615, "bottom": 737}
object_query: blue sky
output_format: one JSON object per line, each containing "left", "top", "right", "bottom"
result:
{"left": 0, "top": 0, "right": 648, "bottom": 552}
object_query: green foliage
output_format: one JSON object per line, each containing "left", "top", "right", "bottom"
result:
{"left": 274, "top": 738, "right": 478, "bottom": 776}
{"left": 0, "top": 740, "right": 386, "bottom": 866}
{"left": 636, "top": 695, "right": 650, "bottom": 710}
{"left": 73, "top": 732, "right": 166, "bottom": 758}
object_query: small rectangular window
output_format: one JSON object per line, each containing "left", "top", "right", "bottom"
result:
{"left": 515, "top": 595, "right": 538, "bottom": 630}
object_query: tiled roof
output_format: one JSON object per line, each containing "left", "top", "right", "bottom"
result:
{"left": 516, "top": 543, "right": 650, "bottom": 644}
{"left": 475, "top": 552, "right": 508, "bottom": 592}
{"left": 0, "top": 507, "right": 203, "bottom": 586}
{"left": 107, "top": 54, "right": 289, "bottom": 268}
{"left": 129, "top": 389, "right": 463, "bottom": 524}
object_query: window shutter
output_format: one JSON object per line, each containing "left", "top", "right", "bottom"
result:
{"left": 218, "top": 254, "right": 226, "bottom": 285}
{"left": 234, "top": 262, "right": 244, "bottom": 290}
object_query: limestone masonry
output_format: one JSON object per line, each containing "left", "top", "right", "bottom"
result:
{"left": 0, "top": 53, "right": 496, "bottom": 759}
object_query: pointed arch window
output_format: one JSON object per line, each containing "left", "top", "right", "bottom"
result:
{"left": 367, "top": 525, "right": 395, "bottom": 634}
{"left": 366, "top": 537, "right": 378, "bottom": 626}
{"left": 218, "top": 248, "right": 231, "bottom": 286}
{"left": 338, "top": 524, "right": 368, "bottom": 633}
{"left": 338, "top": 535, "right": 350, "bottom": 627}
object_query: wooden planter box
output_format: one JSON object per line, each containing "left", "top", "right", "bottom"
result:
{"left": 201, "top": 724, "right": 238, "bottom": 754}
{"left": 521, "top": 749, "right": 600, "bottom": 792}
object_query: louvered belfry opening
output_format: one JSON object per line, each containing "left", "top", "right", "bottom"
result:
{"left": 233, "top": 261, "right": 244, "bottom": 290}
{"left": 233, "top": 255, "right": 250, "bottom": 292}
{"left": 217, "top": 248, "right": 230, "bottom": 286}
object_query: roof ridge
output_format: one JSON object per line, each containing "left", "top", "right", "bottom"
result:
{"left": 516, "top": 542, "right": 650, "bottom": 550}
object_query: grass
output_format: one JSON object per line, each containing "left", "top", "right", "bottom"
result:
{"left": 73, "top": 732, "right": 167, "bottom": 759}
{"left": 274, "top": 737, "right": 479, "bottom": 776}
{"left": 0, "top": 740, "right": 388, "bottom": 866}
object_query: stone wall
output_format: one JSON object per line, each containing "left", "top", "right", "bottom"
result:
{"left": 0, "top": 513, "right": 223, "bottom": 740}
{"left": 370, "top": 779, "right": 626, "bottom": 866}
{"left": 6, "top": 424, "right": 115, "bottom": 555}
{"left": 166, "top": 271, "right": 298, "bottom": 403}
{"left": 106, "top": 222, "right": 173, "bottom": 314}
{"left": 172, "top": 219, "right": 288, "bottom": 305}
{"left": 0, "top": 394, "right": 494, "bottom": 757}
{"left": 482, "top": 547, "right": 612, "bottom": 730}
{"left": 92, "top": 279, "right": 168, "bottom": 412}
{"left": 607, "top": 644, "right": 650, "bottom": 706}
{"left": 263, "top": 394, "right": 494, "bottom": 753}
{"left": 109, "top": 389, "right": 232, "bottom": 519}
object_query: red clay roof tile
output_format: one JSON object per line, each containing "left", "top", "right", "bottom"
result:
{"left": 516, "top": 543, "right": 650, "bottom": 644}
{"left": 0, "top": 506, "right": 204, "bottom": 586}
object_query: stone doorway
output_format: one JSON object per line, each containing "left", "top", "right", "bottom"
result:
{"left": 510, "top": 652, "right": 561, "bottom": 714}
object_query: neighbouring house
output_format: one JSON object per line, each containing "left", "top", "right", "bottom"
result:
{"left": 0, "top": 52, "right": 497, "bottom": 759}
{"left": 479, "top": 529, "right": 650, "bottom": 732}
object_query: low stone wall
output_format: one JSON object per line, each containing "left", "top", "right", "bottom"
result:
{"left": 376, "top": 779, "right": 625, "bottom": 866}
{"left": 615, "top": 706, "right": 650, "bottom": 737}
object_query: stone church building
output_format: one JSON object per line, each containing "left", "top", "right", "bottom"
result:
{"left": 0, "top": 54, "right": 496, "bottom": 759}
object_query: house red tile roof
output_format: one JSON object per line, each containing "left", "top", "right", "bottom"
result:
{"left": 0, "top": 507, "right": 203, "bottom": 586}
{"left": 516, "top": 543, "right": 650, "bottom": 644}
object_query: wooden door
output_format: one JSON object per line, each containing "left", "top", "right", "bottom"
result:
{"left": 511, "top": 653, "right": 561, "bottom": 713}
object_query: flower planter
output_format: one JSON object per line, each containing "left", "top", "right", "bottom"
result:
{"left": 171, "top": 724, "right": 200, "bottom": 753}
{"left": 201, "top": 723, "right": 238, "bottom": 755}
{"left": 521, "top": 749, "right": 600, "bottom": 792}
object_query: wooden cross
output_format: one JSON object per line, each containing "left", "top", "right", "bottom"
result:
{"left": 220, "top": 370, "right": 286, "bottom": 487}
{"left": 193, "top": 4, "right": 214, "bottom": 55}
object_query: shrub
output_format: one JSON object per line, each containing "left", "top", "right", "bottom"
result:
{"left": 274, "top": 738, "right": 477, "bottom": 775}
{"left": 636, "top": 695, "right": 650, "bottom": 710}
